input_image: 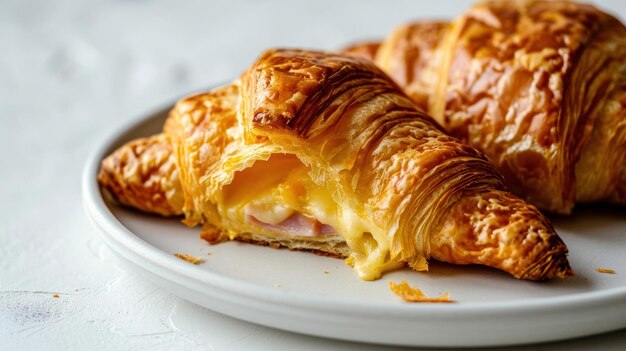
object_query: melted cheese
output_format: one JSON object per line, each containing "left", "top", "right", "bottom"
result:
{"left": 220, "top": 154, "right": 402, "bottom": 280}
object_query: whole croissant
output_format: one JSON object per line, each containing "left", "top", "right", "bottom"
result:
{"left": 99, "top": 49, "right": 571, "bottom": 280}
{"left": 344, "top": 0, "right": 626, "bottom": 214}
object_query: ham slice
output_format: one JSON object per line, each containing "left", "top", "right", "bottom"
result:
{"left": 246, "top": 211, "right": 336, "bottom": 236}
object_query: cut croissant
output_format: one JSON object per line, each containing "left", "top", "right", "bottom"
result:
{"left": 344, "top": 0, "right": 626, "bottom": 214}
{"left": 99, "top": 49, "right": 572, "bottom": 281}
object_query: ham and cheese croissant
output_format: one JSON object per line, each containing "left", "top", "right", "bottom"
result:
{"left": 99, "top": 49, "right": 572, "bottom": 281}
{"left": 344, "top": 0, "right": 626, "bottom": 214}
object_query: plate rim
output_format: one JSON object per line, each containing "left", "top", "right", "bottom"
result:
{"left": 81, "top": 98, "right": 626, "bottom": 345}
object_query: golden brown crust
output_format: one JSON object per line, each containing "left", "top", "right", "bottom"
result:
{"left": 342, "top": 41, "right": 381, "bottom": 61}
{"left": 98, "top": 134, "right": 183, "bottom": 217}
{"left": 436, "top": 0, "right": 626, "bottom": 214}
{"left": 100, "top": 48, "right": 572, "bottom": 280}
{"left": 611, "top": 166, "right": 626, "bottom": 205}
{"left": 374, "top": 21, "right": 448, "bottom": 112}
{"left": 369, "top": 1, "right": 626, "bottom": 213}
{"left": 164, "top": 85, "right": 241, "bottom": 227}
{"left": 240, "top": 49, "right": 405, "bottom": 137}
{"left": 576, "top": 83, "right": 626, "bottom": 204}
{"left": 431, "top": 190, "right": 571, "bottom": 280}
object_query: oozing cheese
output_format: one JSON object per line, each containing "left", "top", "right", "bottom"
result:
{"left": 220, "top": 154, "right": 402, "bottom": 280}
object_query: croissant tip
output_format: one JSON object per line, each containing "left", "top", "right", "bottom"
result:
{"left": 546, "top": 255, "right": 574, "bottom": 280}
{"left": 517, "top": 251, "right": 574, "bottom": 281}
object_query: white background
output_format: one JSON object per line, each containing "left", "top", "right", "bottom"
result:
{"left": 1, "top": 0, "right": 626, "bottom": 349}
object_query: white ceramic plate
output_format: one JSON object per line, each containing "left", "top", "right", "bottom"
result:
{"left": 82, "top": 102, "right": 626, "bottom": 348}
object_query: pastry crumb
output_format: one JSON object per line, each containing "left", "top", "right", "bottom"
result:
{"left": 174, "top": 253, "right": 203, "bottom": 264}
{"left": 274, "top": 283, "right": 281, "bottom": 288}
{"left": 596, "top": 268, "right": 616, "bottom": 274}
{"left": 389, "top": 280, "right": 454, "bottom": 303}
{"left": 52, "top": 294, "right": 59, "bottom": 298}
{"left": 269, "top": 243, "right": 280, "bottom": 249}
{"left": 323, "top": 270, "right": 330, "bottom": 275}
{"left": 207, "top": 252, "right": 212, "bottom": 256}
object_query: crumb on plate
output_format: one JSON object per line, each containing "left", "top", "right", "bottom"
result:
{"left": 52, "top": 294, "right": 59, "bottom": 298}
{"left": 323, "top": 270, "right": 330, "bottom": 275}
{"left": 274, "top": 283, "right": 281, "bottom": 288}
{"left": 596, "top": 268, "right": 616, "bottom": 274}
{"left": 174, "top": 253, "right": 203, "bottom": 264}
{"left": 389, "top": 280, "right": 454, "bottom": 303}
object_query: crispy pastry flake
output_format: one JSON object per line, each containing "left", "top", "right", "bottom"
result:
{"left": 596, "top": 268, "right": 616, "bottom": 274}
{"left": 173, "top": 253, "right": 203, "bottom": 264}
{"left": 389, "top": 280, "right": 454, "bottom": 303}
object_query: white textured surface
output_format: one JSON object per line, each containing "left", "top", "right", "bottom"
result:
{"left": 1, "top": 0, "right": 625, "bottom": 350}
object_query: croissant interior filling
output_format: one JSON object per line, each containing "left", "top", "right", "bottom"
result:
{"left": 220, "top": 153, "right": 402, "bottom": 280}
